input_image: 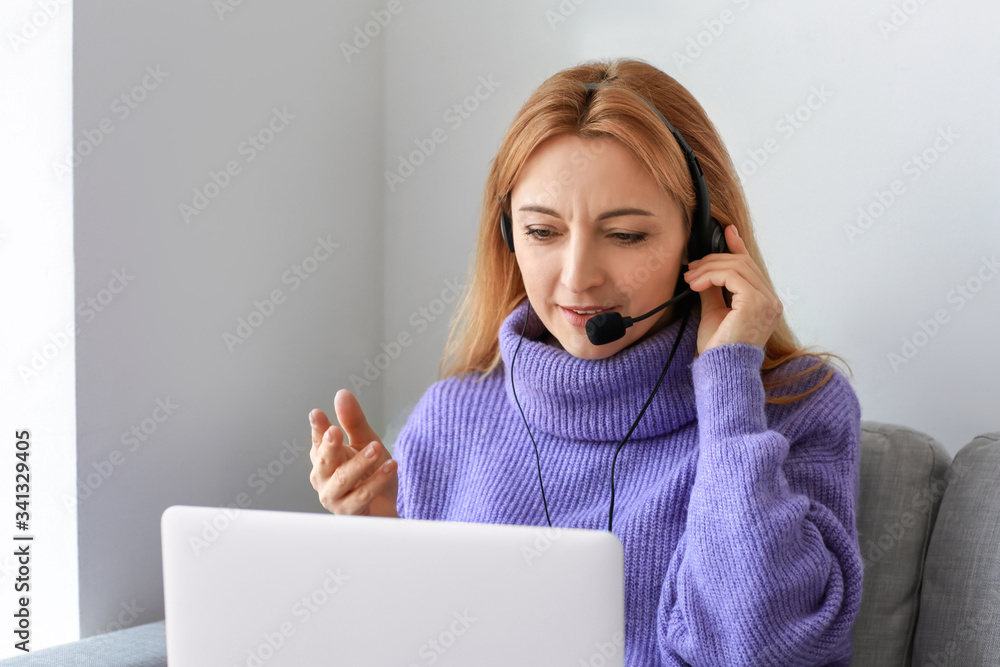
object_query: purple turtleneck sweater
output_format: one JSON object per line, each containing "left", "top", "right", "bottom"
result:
{"left": 393, "top": 298, "right": 863, "bottom": 666}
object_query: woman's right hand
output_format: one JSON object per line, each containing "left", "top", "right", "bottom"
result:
{"left": 309, "top": 389, "right": 399, "bottom": 518}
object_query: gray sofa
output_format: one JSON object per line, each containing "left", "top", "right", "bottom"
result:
{"left": 9, "top": 421, "right": 999, "bottom": 666}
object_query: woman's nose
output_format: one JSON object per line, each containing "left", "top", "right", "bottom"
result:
{"left": 561, "top": 235, "right": 605, "bottom": 293}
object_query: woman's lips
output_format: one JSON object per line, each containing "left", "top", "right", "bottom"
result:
{"left": 560, "top": 305, "right": 615, "bottom": 328}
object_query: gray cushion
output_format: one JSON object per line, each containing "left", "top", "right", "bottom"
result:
{"left": 912, "top": 432, "right": 1000, "bottom": 666}
{"left": 0, "top": 620, "right": 165, "bottom": 666}
{"left": 851, "top": 421, "right": 952, "bottom": 667}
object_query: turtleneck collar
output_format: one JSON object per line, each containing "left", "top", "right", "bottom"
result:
{"left": 499, "top": 297, "right": 701, "bottom": 442}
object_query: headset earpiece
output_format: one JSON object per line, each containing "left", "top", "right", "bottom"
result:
{"left": 499, "top": 195, "right": 515, "bottom": 253}
{"left": 708, "top": 217, "right": 727, "bottom": 255}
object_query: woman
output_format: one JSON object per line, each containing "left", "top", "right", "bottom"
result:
{"left": 309, "top": 58, "right": 863, "bottom": 666}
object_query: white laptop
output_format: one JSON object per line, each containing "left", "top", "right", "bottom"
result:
{"left": 161, "top": 505, "right": 625, "bottom": 666}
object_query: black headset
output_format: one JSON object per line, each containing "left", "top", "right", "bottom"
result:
{"left": 500, "top": 80, "right": 729, "bottom": 531}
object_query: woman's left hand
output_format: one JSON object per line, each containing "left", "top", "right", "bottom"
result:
{"left": 683, "top": 224, "right": 783, "bottom": 356}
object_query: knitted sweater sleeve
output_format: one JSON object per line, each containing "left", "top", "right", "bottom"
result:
{"left": 657, "top": 343, "right": 864, "bottom": 666}
{"left": 391, "top": 381, "right": 441, "bottom": 521}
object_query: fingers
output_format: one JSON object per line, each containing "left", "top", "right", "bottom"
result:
{"left": 685, "top": 262, "right": 756, "bottom": 293}
{"left": 309, "top": 390, "right": 396, "bottom": 515}
{"left": 310, "top": 410, "right": 351, "bottom": 474}
{"left": 309, "top": 408, "right": 332, "bottom": 452}
{"left": 333, "top": 389, "right": 382, "bottom": 451}
{"left": 723, "top": 223, "right": 746, "bottom": 254}
{"left": 685, "top": 254, "right": 769, "bottom": 295}
{"left": 309, "top": 422, "right": 352, "bottom": 488}
{"left": 690, "top": 273, "right": 727, "bottom": 313}
{"left": 316, "top": 439, "right": 398, "bottom": 515}
{"left": 688, "top": 266, "right": 775, "bottom": 317}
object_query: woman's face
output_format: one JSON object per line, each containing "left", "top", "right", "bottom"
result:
{"left": 510, "top": 134, "right": 688, "bottom": 360}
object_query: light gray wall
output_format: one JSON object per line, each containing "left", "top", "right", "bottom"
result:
{"left": 74, "top": 0, "right": 384, "bottom": 635}
{"left": 380, "top": 0, "right": 1000, "bottom": 451}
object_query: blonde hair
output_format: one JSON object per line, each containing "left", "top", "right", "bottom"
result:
{"left": 438, "top": 58, "right": 850, "bottom": 404}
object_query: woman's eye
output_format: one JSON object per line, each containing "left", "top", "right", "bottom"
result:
{"left": 613, "top": 233, "right": 646, "bottom": 246}
{"left": 524, "top": 228, "right": 553, "bottom": 240}
{"left": 523, "top": 229, "right": 647, "bottom": 246}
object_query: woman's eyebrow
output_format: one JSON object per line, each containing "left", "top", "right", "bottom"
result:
{"left": 517, "top": 204, "right": 655, "bottom": 221}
